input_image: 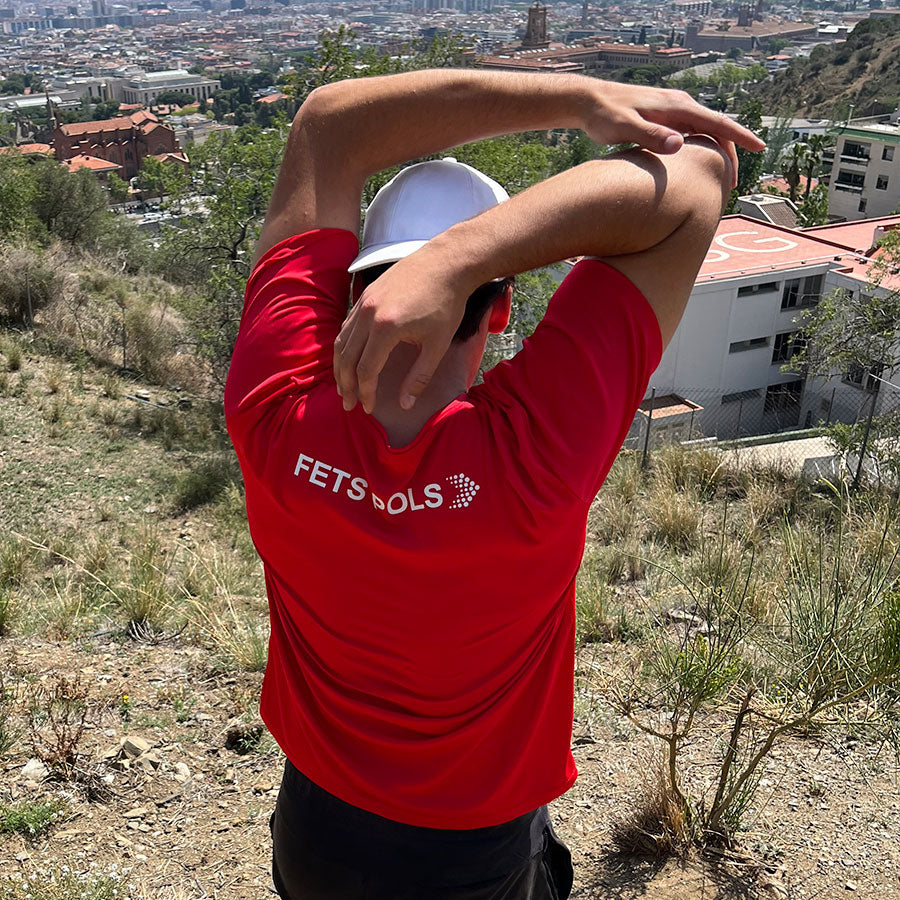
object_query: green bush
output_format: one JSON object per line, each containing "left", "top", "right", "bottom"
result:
{"left": 174, "top": 456, "right": 234, "bottom": 511}
{"left": 0, "top": 243, "right": 66, "bottom": 326}
{"left": 0, "top": 799, "right": 65, "bottom": 837}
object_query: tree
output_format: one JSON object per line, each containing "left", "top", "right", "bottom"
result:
{"left": 725, "top": 98, "right": 768, "bottom": 210}
{"left": 154, "top": 91, "right": 197, "bottom": 107}
{"left": 638, "top": 25, "right": 647, "bottom": 44}
{"left": 91, "top": 99, "right": 122, "bottom": 120}
{"left": 759, "top": 112, "right": 795, "bottom": 174}
{"left": 801, "top": 133, "right": 830, "bottom": 200}
{"left": 780, "top": 142, "right": 807, "bottom": 204}
{"left": 795, "top": 182, "right": 829, "bottom": 226}
{"left": 793, "top": 230, "right": 900, "bottom": 380}
{"left": 107, "top": 172, "right": 131, "bottom": 205}
{"left": 153, "top": 124, "right": 288, "bottom": 383}
{"left": 0, "top": 114, "right": 14, "bottom": 146}
{"left": 0, "top": 152, "right": 40, "bottom": 238}
{"left": 31, "top": 161, "right": 110, "bottom": 246}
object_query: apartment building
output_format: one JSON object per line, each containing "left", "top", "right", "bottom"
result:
{"left": 634, "top": 215, "right": 900, "bottom": 444}
{"left": 826, "top": 117, "right": 900, "bottom": 222}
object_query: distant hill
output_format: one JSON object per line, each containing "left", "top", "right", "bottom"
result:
{"left": 751, "top": 15, "right": 900, "bottom": 118}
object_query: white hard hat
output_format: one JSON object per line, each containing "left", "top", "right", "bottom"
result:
{"left": 347, "top": 157, "right": 509, "bottom": 274}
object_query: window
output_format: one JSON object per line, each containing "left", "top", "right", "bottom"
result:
{"left": 781, "top": 278, "right": 800, "bottom": 308}
{"left": 764, "top": 380, "right": 803, "bottom": 413}
{"left": 772, "top": 331, "right": 807, "bottom": 363}
{"left": 737, "top": 281, "right": 778, "bottom": 297}
{"left": 844, "top": 363, "right": 883, "bottom": 392}
{"left": 842, "top": 140, "right": 870, "bottom": 160}
{"left": 803, "top": 273, "right": 823, "bottom": 301}
{"left": 859, "top": 198, "right": 868, "bottom": 213}
{"left": 781, "top": 274, "right": 822, "bottom": 310}
{"left": 884, "top": 146, "right": 895, "bottom": 162}
{"left": 729, "top": 336, "right": 769, "bottom": 353}
{"left": 876, "top": 175, "right": 889, "bottom": 191}
{"left": 835, "top": 170, "right": 866, "bottom": 190}
{"left": 721, "top": 389, "right": 760, "bottom": 404}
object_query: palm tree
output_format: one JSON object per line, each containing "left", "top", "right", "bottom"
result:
{"left": 801, "top": 134, "right": 830, "bottom": 200}
{"left": 781, "top": 142, "right": 807, "bottom": 204}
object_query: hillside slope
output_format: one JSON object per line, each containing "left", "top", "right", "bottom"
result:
{"left": 751, "top": 15, "right": 900, "bottom": 117}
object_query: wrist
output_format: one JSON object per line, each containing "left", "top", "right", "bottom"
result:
{"left": 564, "top": 76, "right": 600, "bottom": 132}
{"left": 417, "top": 224, "right": 496, "bottom": 299}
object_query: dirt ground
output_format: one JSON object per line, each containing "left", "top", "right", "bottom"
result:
{"left": 1, "top": 637, "right": 898, "bottom": 900}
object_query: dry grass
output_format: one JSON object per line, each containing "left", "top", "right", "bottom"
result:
{"left": 576, "top": 548, "right": 613, "bottom": 646}
{"left": 0, "top": 864, "right": 134, "bottom": 900}
{"left": 611, "top": 760, "right": 692, "bottom": 856}
{"left": 653, "top": 444, "right": 725, "bottom": 500}
{"left": 645, "top": 483, "right": 701, "bottom": 550}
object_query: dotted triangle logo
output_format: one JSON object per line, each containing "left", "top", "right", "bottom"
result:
{"left": 447, "top": 473, "right": 480, "bottom": 509}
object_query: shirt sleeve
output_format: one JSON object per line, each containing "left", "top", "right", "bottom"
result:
{"left": 480, "top": 259, "right": 663, "bottom": 503}
{"left": 224, "top": 228, "right": 360, "bottom": 425}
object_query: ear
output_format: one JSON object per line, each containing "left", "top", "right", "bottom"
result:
{"left": 487, "top": 286, "right": 512, "bottom": 334}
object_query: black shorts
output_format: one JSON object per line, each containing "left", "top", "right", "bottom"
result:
{"left": 270, "top": 759, "right": 573, "bottom": 900}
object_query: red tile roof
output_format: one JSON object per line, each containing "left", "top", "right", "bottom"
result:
{"left": 63, "top": 154, "right": 121, "bottom": 172}
{"left": 0, "top": 142, "right": 52, "bottom": 155}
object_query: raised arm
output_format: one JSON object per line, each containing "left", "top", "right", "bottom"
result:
{"left": 252, "top": 69, "right": 763, "bottom": 265}
{"left": 334, "top": 136, "right": 735, "bottom": 412}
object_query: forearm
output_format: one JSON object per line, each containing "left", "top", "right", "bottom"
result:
{"left": 300, "top": 69, "right": 594, "bottom": 177}
{"left": 418, "top": 150, "right": 690, "bottom": 290}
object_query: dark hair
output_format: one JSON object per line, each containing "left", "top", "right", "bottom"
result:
{"left": 356, "top": 263, "right": 513, "bottom": 343}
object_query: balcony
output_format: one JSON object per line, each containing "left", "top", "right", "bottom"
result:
{"left": 839, "top": 153, "right": 869, "bottom": 166}
{"left": 834, "top": 182, "right": 864, "bottom": 193}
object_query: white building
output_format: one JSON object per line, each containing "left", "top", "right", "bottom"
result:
{"left": 826, "top": 117, "right": 900, "bottom": 222}
{"left": 633, "top": 214, "right": 900, "bottom": 445}
{"left": 112, "top": 70, "right": 221, "bottom": 106}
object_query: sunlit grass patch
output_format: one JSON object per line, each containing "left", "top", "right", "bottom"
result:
{"left": 0, "top": 799, "right": 66, "bottom": 838}
{"left": 0, "top": 864, "right": 134, "bottom": 900}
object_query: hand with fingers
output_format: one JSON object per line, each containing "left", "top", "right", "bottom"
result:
{"left": 334, "top": 249, "right": 470, "bottom": 414}
{"left": 577, "top": 82, "right": 760, "bottom": 187}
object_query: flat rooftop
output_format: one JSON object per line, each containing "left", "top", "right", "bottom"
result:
{"left": 637, "top": 394, "right": 703, "bottom": 419}
{"left": 802, "top": 216, "right": 900, "bottom": 253}
{"left": 695, "top": 215, "right": 853, "bottom": 283}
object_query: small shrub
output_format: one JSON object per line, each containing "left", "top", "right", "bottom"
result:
{"left": 100, "top": 371, "right": 120, "bottom": 399}
{"left": 576, "top": 549, "right": 612, "bottom": 645}
{"left": 43, "top": 393, "right": 67, "bottom": 425}
{"left": 27, "top": 674, "right": 90, "bottom": 775}
{"left": 45, "top": 364, "right": 63, "bottom": 394}
{"left": 0, "top": 865, "right": 134, "bottom": 900}
{"left": 654, "top": 445, "right": 723, "bottom": 500}
{"left": 174, "top": 456, "right": 234, "bottom": 512}
{"left": 96, "top": 402, "right": 118, "bottom": 428}
{"left": 225, "top": 721, "right": 264, "bottom": 754}
{"left": 599, "top": 545, "right": 628, "bottom": 584}
{"left": 646, "top": 484, "right": 701, "bottom": 550}
{"left": 604, "top": 452, "right": 643, "bottom": 504}
{"left": 181, "top": 566, "right": 268, "bottom": 672}
{"left": 4, "top": 342, "right": 22, "bottom": 372}
{"left": 0, "top": 589, "right": 14, "bottom": 637}
{"left": 611, "top": 763, "right": 692, "bottom": 856}
{"left": 0, "top": 799, "right": 65, "bottom": 837}
{"left": 0, "top": 243, "right": 68, "bottom": 326}
{"left": 0, "top": 670, "right": 19, "bottom": 756}
{"left": 0, "top": 538, "right": 30, "bottom": 588}
{"left": 123, "top": 300, "right": 179, "bottom": 383}
{"left": 119, "top": 529, "right": 173, "bottom": 636}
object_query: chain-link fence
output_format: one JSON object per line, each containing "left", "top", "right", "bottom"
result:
{"left": 624, "top": 378, "right": 900, "bottom": 484}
